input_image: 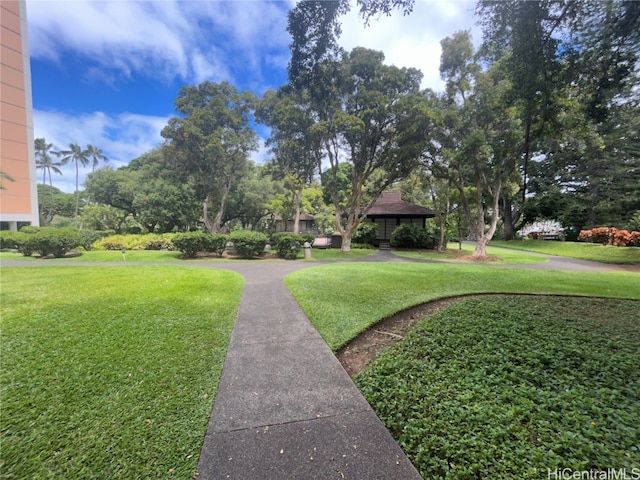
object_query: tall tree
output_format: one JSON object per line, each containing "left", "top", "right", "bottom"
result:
{"left": 161, "top": 82, "right": 257, "bottom": 233}
{"left": 257, "top": 88, "right": 321, "bottom": 234}
{"left": 477, "top": 0, "right": 640, "bottom": 235}
{"left": 298, "top": 47, "right": 429, "bottom": 251}
{"left": 476, "top": 0, "right": 569, "bottom": 239}
{"left": 34, "top": 138, "right": 63, "bottom": 222}
{"left": 58, "top": 143, "right": 90, "bottom": 218}
{"left": 86, "top": 144, "right": 109, "bottom": 172}
{"left": 438, "top": 32, "right": 523, "bottom": 257}
{"left": 126, "top": 148, "right": 201, "bottom": 232}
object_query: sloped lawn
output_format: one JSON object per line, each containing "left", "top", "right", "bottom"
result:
{"left": 285, "top": 263, "right": 640, "bottom": 350}
{"left": 1, "top": 266, "right": 243, "bottom": 479}
{"left": 355, "top": 296, "right": 640, "bottom": 478}
{"left": 490, "top": 239, "right": 640, "bottom": 264}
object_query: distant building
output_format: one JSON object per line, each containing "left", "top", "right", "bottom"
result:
{"left": 1, "top": 0, "right": 39, "bottom": 230}
{"left": 273, "top": 213, "right": 316, "bottom": 234}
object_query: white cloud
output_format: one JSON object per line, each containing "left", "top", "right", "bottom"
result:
{"left": 34, "top": 109, "right": 170, "bottom": 193}
{"left": 27, "top": 0, "right": 293, "bottom": 86}
{"left": 339, "top": 0, "right": 480, "bottom": 91}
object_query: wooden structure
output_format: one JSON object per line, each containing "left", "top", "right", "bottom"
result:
{"left": 365, "top": 191, "right": 435, "bottom": 246}
{"left": 273, "top": 213, "right": 316, "bottom": 234}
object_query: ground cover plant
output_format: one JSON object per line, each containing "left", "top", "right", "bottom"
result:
{"left": 285, "top": 263, "right": 640, "bottom": 350}
{"left": 490, "top": 239, "right": 640, "bottom": 264}
{"left": 1, "top": 266, "right": 243, "bottom": 478}
{"left": 392, "top": 244, "right": 548, "bottom": 264}
{"left": 354, "top": 296, "right": 640, "bottom": 478}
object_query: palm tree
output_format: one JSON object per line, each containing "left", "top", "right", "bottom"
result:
{"left": 35, "top": 138, "right": 63, "bottom": 221}
{"left": 59, "top": 143, "right": 90, "bottom": 218}
{"left": 86, "top": 144, "right": 108, "bottom": 172}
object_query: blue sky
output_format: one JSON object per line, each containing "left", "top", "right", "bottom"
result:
{"left": 28, "top": 0, "right": 478, "bottom": 193}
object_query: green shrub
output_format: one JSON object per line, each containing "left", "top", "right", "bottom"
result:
{"left": 203, "top": 234, "right": 228, "bottom": 257}
{"left": 229, "top": 231, "right": 267, "bottom": 258}
{"left": 390, "top": 224, "right": 436, "bottom": 249}
{"left": 0, "top": 231, "right": 18, "bottom": 250}
{"left": 144, "top": 235, "right": 175, "bottom": 251}
{"left": 10, "top": 232, "right": 37, "bottom": 256}
{"left": 79, "top": 230, "right": 110, "bottom": 251}
{"left": 353, "top": 222, "right": 377, "bottom": 245}
{"left": 93, "top": 234, "right": 174, "bottom": 251}
{"left": 171, "top": 232, "right": 210, "bottom": 258}
{"left": 274, "top": 234, "right": 305, "bottom": 259}
{"left": 32, "top": 227, "right": 82, "bottom": 258}
{"left": 19, "top": 225, "right": 40, "bottom": 234}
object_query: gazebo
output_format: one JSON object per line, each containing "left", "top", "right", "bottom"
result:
{"left": 365, "top": 191, "right": 435, "bottom": 247}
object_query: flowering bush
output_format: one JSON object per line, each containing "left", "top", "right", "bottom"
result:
{"left": 578, "top": 227, "right": 640, "bottom": 247}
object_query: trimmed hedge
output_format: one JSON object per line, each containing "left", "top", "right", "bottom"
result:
{"left": 93, "top": 233, "right": 176, "bottom": 251}
{"left": 274, "top": 234, "right": 306, "bottom": 260}
{"left": 2, "top": 227, "right": 82, "bottom": 258}
{"left": 7, "top": 231, "right": 37, "bottom": 256}
{"left": 172, "top": 232, "right": 208, "bottom": 258}
{"left": 204, "top": 234, "right": 228, "bottom": 257}
{"left": 390, "top": 224, "right": 437, "bottom": 249}
{"left": 229, "top": 231, "right": 267, "bottom": 258}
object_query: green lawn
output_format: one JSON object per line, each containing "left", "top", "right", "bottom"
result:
{"left": 303, "top": 247, "right": 376, "bottom": 261}
{"left": 1, "top": 266, "right": 243, "bottom": 479}
{"left": 285, "top": 263, "right": 640, "bottom": 350}
{"left": 356, "top": 296, "right": 640, "bottom": 478}
{"left": 490, "top": 239, "right": 640, "bottom": 264}
{"left": 392, "top": 244, "right": 548, "bottom": 264}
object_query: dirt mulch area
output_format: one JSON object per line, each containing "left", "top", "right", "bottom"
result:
{"left": 336, "top": 297, "right": 466, "bottom": 377}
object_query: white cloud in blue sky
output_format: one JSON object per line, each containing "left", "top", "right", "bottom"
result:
{"left": 27, "top": 0, "right": 477, "bottom": 193}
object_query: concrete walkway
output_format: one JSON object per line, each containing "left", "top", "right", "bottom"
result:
{"left": 195, "top": 260, "right": 422, "bottom": 479}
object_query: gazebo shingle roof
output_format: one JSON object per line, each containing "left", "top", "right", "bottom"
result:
{"left": 366, "top": 191, "right": 434, "bottom": 217}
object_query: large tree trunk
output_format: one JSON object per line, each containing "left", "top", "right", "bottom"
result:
{"left": 430, "top": 187, "right": 449, "bottom": 252}
{"left": 202, "top": 196, "right": 215, "bottom": 233}
{"left": 503, "top": 196, "right": 515, "bottom": 241}
{"left": 292, "top": 186, "right": 302, "bottom": 234}
{"left": 473, "top": 179, "right": 502, "bottom": 257}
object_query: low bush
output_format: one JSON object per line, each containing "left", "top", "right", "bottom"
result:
{"left": 578, "top": 227, "right": 640, "bottom": 247}
{"left": 274, "top": 234, "right": 306, "bottom": 259}
{"left": 93, "top": 233, "right": 176, "bottom": 251}
{"left": 203, "top": 234, "right": 228, "bottom": 257}
{"left": 353, "top": 222, "right": 377, "bottom": 246}
{"left": 0, "top": 231, "right": 19, "bottom": 250}
{"left": 172, "top": 232, "right": 210, "bottom": 258}
{"left": 390, "top": 224, "right": 437, "bottom": 249}
{"left": 31, "top": 227, "right": 82, "bottom": 258}
{"left": 229, "top": 231, "right": 267, "bottom": 258}
{"left": 79, "top": 230, "right": 110, "bottom": 251}
{"left": 144, "top": 236, "right": 174, "bottom": 251}
{"left": 9, "top": 232, "right": 37, "bottom": 256}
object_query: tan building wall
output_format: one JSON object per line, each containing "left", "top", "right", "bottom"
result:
{"left": 1, "top": 0, "right": 39, "bottom": 229}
